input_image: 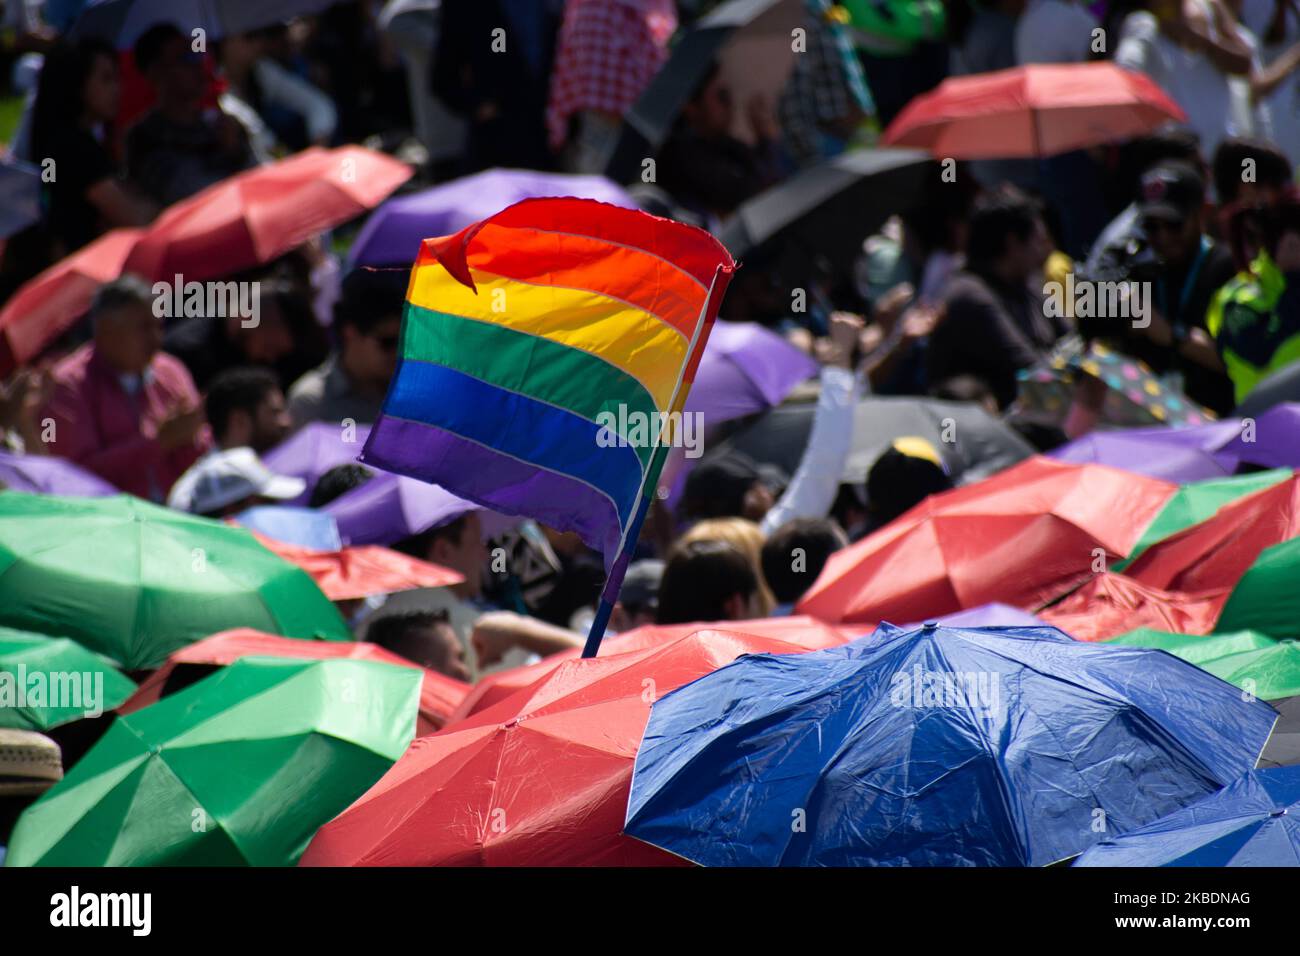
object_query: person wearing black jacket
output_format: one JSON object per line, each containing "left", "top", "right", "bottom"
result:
{"left": 431, "top": 0, "right": 563, "bottom": 172}
{"left": 928, "top": 186, "right": 1068, "bottom": 409}
{"left": 1107, "top": 162, "right": 1237, "bottom": 415}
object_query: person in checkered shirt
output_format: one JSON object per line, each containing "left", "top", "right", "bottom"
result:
{"left": 779, "top": 0, "right": 875, "bottom": 168}
{"left": 547, "top": 0, "right": 678, "bottom": 173}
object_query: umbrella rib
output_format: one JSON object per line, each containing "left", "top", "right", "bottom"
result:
{"left": 478, "top": 722, "right": 517, "bottom": 865}
{"left": 347, "top": 728, "right": 503, "bottom": 865}
{"left": 927, "top": 638, "right": 1033, "bottom": 864}
{"left": 125, "top": 740, "right": 256, "bottom": 864}
{"left": 126, "top": 508, "right": 147, "bottom": 668}
{"left": 88, "top": 718, "right": 253, "bottom": 863}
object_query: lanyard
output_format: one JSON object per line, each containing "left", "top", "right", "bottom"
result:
{"left": 1156, "top": 236, "right": 1211, "bottom": 322}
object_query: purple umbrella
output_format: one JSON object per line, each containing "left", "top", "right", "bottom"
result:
{"left": 1051, "top": 406, "right": 1300, "bottom": 482}
{"left": 1049, "top": 420, "right": 1246, "bottom": 483}
{"left": 231, "top": 505, "right": 342, "bottom": 550}
{"left": 686, "top": 321, "right": 818, "bottom": 426}
{"left": 1215, "top": 403, "right": 1300, "bottom": 471}
{"left": 348, "top": 169, "right": 637, "bottom": 267}
{"left": 262, "top": 422, "right": 372, "bottom": 506}
{"left": 903, "top": 602, "right": 1056, "bottom": 632}
{"left": 659, "top": 321, "right": 817, "bottom": 510}
{"left": 323, "top": 470, "right": 516, "bottom": 546}
{"left": 0, "top": 451, "right": 117, "bottom": 496}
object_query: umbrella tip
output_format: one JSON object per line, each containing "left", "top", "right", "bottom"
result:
{"left": 922, "top": 620, "right": 938, "bottom": 630}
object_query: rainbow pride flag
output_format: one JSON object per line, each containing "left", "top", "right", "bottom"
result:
{"left": 360, "top": 197, "right": 735, "bottom": 644}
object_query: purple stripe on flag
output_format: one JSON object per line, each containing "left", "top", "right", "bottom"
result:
{"left": 361, "top": 415, "right": 625, "bottom": 564}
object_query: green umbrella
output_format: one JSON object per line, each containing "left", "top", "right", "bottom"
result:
{"left": 4, "top": 656, "right": 421, "bottom": 866}
{"left": 1114, "top": 469, "right": 1292, "bottom": 570}
{"left": 0, "top": 492, "right": 350, "bottom": 670}
{"left": 1215, "top": 536, "right": 1300, "bottom": 639}
{"left": 1109, "top": 628, "right": 1300, "bottom": 700}
{"left": 0, "top": 627, "right": 136, "bottom": 731}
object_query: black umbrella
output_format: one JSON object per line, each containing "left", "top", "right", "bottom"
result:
{"left": 717, "top": 147, "right": 934, "bottom": 275}
{"left": 605, "top": 0, "right": 805, "bottom": 184}
{"left": 706, "top": 394, "right": 1035, "bottom": 486}
{"left": 1235, "top": 362, "right": 1300, "bottom": 417}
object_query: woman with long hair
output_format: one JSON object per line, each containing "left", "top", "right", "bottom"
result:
{"left": 29, "top": 38, "right": 152, "bottom": 255}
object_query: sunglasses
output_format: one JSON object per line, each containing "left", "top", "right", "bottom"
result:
{"left": 374, "top": 334, "right": 400, "bottom": 352}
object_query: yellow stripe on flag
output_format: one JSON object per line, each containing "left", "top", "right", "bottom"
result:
{"left": 407, "top": 264, "right": 688, "bottom": 410}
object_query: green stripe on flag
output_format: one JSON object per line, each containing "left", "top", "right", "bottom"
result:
{"left": 400, "top": 303, "right": 662, "bottom": 467}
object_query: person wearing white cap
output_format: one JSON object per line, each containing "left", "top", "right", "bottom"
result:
{"left": 167, "top": 446, "right": 305, "bottom": 518}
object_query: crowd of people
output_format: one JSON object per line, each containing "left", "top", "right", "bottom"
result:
{"left": 0, "top": 0, "right": 1299, "bottom": 734}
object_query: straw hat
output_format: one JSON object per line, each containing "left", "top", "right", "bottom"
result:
{"left": 0, "top": 729, "right": 63, "bottom": 797}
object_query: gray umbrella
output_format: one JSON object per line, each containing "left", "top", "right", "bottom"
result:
{"left": 1258, "top": 695, "right": 1300, "bottom": 769}
{"left": 1235, "top": 362, "right": 1300, "bottom": 418}
{"left": 0, "top": 156, "right": 41, "bottom": 241}
{"left": 710, "top": 394, "right": 1035, "bottom": 486}
{"left": 71, "top": 0, "right": 340, "bottom": 44}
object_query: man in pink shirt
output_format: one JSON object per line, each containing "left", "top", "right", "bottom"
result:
{"left": 40, "top": 276, "right": 209, "bottom": 500}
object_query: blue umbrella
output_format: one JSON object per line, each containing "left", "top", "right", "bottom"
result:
{"left": 1074, "top": 766, "right": 1300, "bottom": 867}
{"left": 625, "top": 622, "right": 1277, "bottom": 866}
{"left": 231, "top": 505, "right": 341, "bottom": 551}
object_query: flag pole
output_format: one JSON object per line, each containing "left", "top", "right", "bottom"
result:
{"left": 582, "top": 264, "right": 734, "bottom": 658}
{"left": 581, "top": 475, "right": 661, "bottom": 658}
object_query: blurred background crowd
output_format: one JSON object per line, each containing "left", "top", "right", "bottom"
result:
{"left": 1, "top": 0, "right": 1300, "bottom": 693}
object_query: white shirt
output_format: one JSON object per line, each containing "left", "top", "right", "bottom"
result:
{"left": 1115, "top": 7, "right": 1241, "bottom": 157}
{"left": 1015, "top": 0, "right": 1099, "bottom": 65}
{"left": 1241, "top": 0, "right": 1300, "bottom": 164}
{"left": 1230, "top": 22, "right": 1271, "bottom": 145}
{"left": 760, "top": 365, "right": 861, "bottom": 537}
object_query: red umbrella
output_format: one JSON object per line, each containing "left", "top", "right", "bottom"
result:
{"left": 1124, "top": 476, "right": 1300, "bottom": 594}
{"left": 1038, "top": 573, "right": 1228, "bottom": 642}
{"left": 122, "top": 146, "right": 412, "bottom": 282}
{"left": 0, "top": 228, "right": 143, "bottom": 375}
{"left": 299, "top": 628, "right": 814, "bottom": 867}
{"left": 881, "top": 62, "right": 1186, "bottom": 159}
{"left": 447, "top": 614, "right": 859, "bottom": 723}
{"left": 796, "top": 456, "right": 1176, "bottom": 625}
{"left": 119, "top": 629, "right": 468, "bottom": 735}
{"left": 250, "top": 533, "right": 463, "bottom": 601}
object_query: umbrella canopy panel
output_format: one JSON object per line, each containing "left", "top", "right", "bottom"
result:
{"left": 1074, "top": 766, "right": 1300, "bottom": 867}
